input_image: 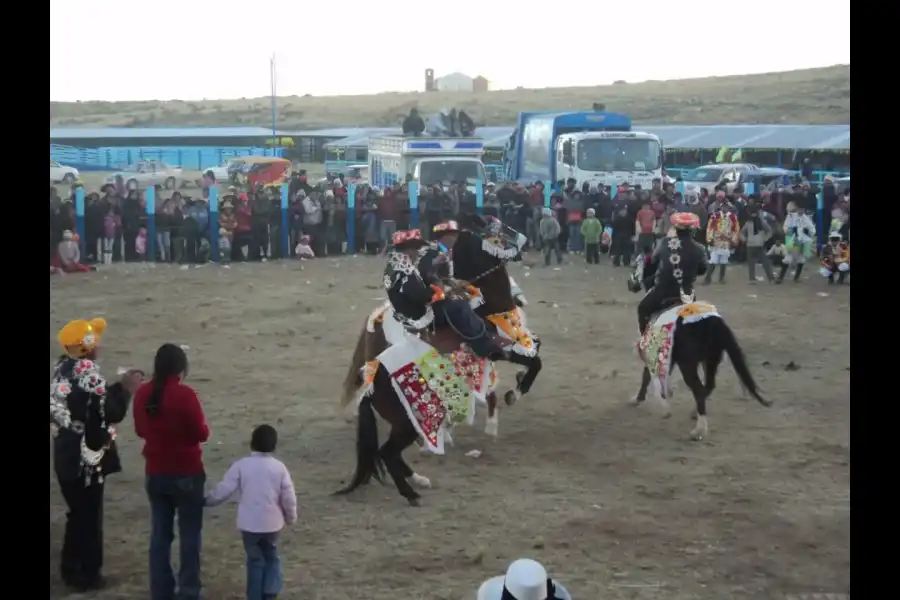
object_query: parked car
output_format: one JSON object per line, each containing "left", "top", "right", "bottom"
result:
{"left": 50, "top": 160, "right": 79, "bottom": 184}
{"left": 199, "top": 157, "right": 245, "bottom": 183}
{"left": 682, "top": 163, "right": 760, "bottom": 196}
{"left": 106, "top": 160, "right": 184, "bottom": 190}
{"left": 740, "top": 167, "right": 794, "bottom": 193}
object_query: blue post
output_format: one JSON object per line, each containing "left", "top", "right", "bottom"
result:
{"left": 409, "top": 181, "right": 419, "bottom": 229}
{"left": 611, "top": 185, "right": 618, "bottom": 201}
{"left": 280, "top": 183, "right": 289, "bottom": 259}
{"left": 475, "top": 180, "right": 484, "bottom": 214}
{"left": 675, "top": 181, "right": 685, "bottom": 196}
{"left": 209, "top": 187, "right": 219, "bottom": 263}
{"left": 347, "top": 183, "right": 357, "bottom": 254}
{"left": 145, "top": 186, "right": 156, "bottom": 262}
{"left": 543, "top": 185, "right": 551, "bottom": 209}
{"left": 816, "top": 192, "right": 824, "bottom": 249}
{"left": 75, "top": 187, "right": 86, "bottom": 257}
{"left": 777, "top": 150, "right": 783, "bottom": 167}
{"left": 744, "top": 183, "right": 755, "bottom": 197}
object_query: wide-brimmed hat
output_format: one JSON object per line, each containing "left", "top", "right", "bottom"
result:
{"left": 392, "top": 228, "right": 427, "bottom": 249}
{"left": 671, "top": 212, "right": 701, "bottom": 230}
{"left": 432, "top": 220, "right": 460, "bottom": 235}
{"left": 58, "top": 318, "right": 107, "bottom": 357}
{"left": 476, "top": 559, "right": 571, "bottom": 600}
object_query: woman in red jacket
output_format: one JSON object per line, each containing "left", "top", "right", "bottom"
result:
{"left": 133, "top": 343, "right": 209, "bottom": 600}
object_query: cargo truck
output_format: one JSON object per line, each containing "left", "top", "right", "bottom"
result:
{"left": 503, "top": 110, "right": 664, "bottom": 189}
{"left": 368, "top": 135, "right": 487, "bottom": 189}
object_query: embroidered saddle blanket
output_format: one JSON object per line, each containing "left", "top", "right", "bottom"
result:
{"left": 363, "top": 336, "right": 484, "bottom": 454}
{"left": 637, "top": 301, "right": 720, "bottom": 399}
{"left": 486, "top": 307, "right": 537, "bottom": 357}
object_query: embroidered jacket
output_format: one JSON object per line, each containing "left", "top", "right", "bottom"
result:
{"left": 50, "top": 356, "right": 131, "bottom": 484}
{"left": 706, "top": 211, "right": 740, "bottom": 249}
{"left": 783, "top": 212, "right": 816, "bottom": 245}
{"left": 383, "top": 251, "right": 436, "bottom": 329}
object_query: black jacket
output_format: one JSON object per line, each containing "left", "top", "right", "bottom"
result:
{"left": 51, "top": 356, "right": 131, "bottom": 482}
{"left": 384, "top": 252, "right": 434, "bottom": 322}
{"left": 650, "top": 233, "right": 708, "bottom": 296}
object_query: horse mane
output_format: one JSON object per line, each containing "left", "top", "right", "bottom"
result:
{"left": 340, "top": 319, "right": 387, "bottom": 408}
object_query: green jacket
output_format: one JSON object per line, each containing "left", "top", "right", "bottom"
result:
{"left": 580, "top": 218, "right": 603, "bottom": 244}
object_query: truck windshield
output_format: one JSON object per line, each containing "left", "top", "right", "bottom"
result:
{"left": 576, "top": 139, "right": 661, "bottom": 172}
{"left": 419, "top": 161, "right": 485, "bottom": 186}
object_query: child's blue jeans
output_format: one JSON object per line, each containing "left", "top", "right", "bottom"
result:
{"left": 242, "top": 531, "right": 282, "bottom": 600}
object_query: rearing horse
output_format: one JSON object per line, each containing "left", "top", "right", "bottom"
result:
{"left": 450, "top": 222, "right": 543, "bottom": 406}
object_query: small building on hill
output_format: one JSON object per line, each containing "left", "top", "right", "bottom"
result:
{"left": 473, "top": 76, "right": 489, "bottom": 93}
{"left": 435, "top": 72, "right": 475, "bottom": 92}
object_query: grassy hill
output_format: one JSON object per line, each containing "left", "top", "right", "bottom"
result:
{"left": 50, "top": 65, "right": 850, "bottom": 129}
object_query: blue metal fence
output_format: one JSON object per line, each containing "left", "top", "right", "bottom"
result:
{"left": 50, "top": 144, "right": 285, "bottom": 172}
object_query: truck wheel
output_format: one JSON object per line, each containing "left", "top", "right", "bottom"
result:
{"left": 62, "top": 173, "right": 76, "bottom": 184}
{"left": 165, "top": 176, "right": 177, "bottom": 189}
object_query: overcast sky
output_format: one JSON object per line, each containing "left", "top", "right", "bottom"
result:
{"left": 50, "top": 0, "right": 850, "bottom": 102}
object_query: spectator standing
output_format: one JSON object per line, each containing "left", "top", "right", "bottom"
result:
{"left": 539, "top": 207, "right": 562, "bottom": 266}
{"left": 741, "top": 203, "right": 775, "bottom": 283}
{"left": 635, "top": 201, "right": 656, "bottom": 254}
{"left": 205, "top": 425, "right": 297, "bottom": 600}
{"left": 580, "top": 208, "right": 603, "bottom": 265}
{"left": 133, "top": 343, "right": 209, "bottom": 600}
{"left": 610, "top": 204, "right": 633, "bottom": 267}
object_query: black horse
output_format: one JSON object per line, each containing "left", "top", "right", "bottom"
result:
{"left": 451, "top": 222, "right": 543, "bottom": 406}
{"left": 627, "top": 253, "right": 771, "bottom": 440}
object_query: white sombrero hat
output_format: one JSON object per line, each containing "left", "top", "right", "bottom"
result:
{"left": 476, "top": 559, "right": 572, "bottom": 600}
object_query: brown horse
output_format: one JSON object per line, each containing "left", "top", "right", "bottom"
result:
{"left": 335, "top": 359, "right": 432, "bottom": 506}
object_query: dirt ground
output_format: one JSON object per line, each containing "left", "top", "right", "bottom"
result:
{"left": 49, "top": 256, "right": 850, "bottom": 600}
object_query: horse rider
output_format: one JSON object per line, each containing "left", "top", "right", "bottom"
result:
{"left": 384, "top": 228, "right": 507, "bottom": 360}
{"left": 637, "top": 212, "right": 708, "bottom": 334}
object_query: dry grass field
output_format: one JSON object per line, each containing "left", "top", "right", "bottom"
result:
{"left": 49, "top": 257, "right": 850, "bottom": 600}
{"left": 50, "top": 66, "right": 850, "bottom": 129}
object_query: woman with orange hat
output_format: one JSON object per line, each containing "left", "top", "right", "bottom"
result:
{"left": 50, "top": 318, "right": 143, "bottom": 592}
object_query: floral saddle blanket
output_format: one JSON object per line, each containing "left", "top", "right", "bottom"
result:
{"left": 486, "top": 307, "right": 537, "bottom": 357}
{"left": 364, "top": 301, "right": 497, "bottom": 408}
{"left": 636, "top": 301, "right": 720, "bottom": 399}
{"left": 361, "top": 335, "right": 487, "bottom": 454}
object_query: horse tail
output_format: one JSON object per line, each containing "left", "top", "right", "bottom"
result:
{"left": 334, "top": 394, "right": 385, "bottom": 496}
{"left": 712, "top": 317, "right": 772, "bottom": 407}
{"left": 340, "top": 321, "right": 386, "bottom": 408}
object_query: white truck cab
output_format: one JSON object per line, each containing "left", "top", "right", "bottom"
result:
{"left": 368, "top": 136, "right": 487, "bottom": 189}
{"left": 556, "top": 131, "right": 663, "bottom": 189}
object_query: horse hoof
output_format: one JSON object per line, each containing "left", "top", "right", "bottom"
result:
{"left": 409, "top": 473, "right": 431, "bottom": 489}
{"left": 504, "top": 389, "right": 519, "bottom": 406}
{"left": 690, "top": 432, "right": 704, "bottom": 441}
{"left": 407, "top": 496, "right": 422, "bottom": 507}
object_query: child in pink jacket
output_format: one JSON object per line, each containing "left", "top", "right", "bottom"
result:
{"left": 205, "top": 425, "right": 297, "bottom": 600}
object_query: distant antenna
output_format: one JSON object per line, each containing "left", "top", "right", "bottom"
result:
{"left": 425, "top": 69, "right": 435, "bottom": 92}
{"left": 592, "top": 102, "right": 606, "bottom": 111}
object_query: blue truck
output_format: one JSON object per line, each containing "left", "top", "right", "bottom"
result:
{"left": 503, "top": 110, "right": 664, "bottom": 189}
